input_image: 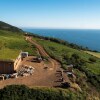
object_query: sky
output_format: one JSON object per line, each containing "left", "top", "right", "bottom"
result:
{"left": 0, "top": 0, "right": 100, "bottom": 29}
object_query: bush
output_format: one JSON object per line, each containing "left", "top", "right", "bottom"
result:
{"left": 72, "top": 53, "right": 80, "bottom": 59}
{"left": 0, "top": 85, "right": 86, "bottom": 100}
{"left": 89, "top": 57, "right": 96, "bottom": 62}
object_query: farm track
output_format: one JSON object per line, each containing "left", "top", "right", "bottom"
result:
{"left": 26, "top": 36, "right": 69, "bottom": 83}
{"left": 27, "top": 37, "right": 58, "bottom": 70}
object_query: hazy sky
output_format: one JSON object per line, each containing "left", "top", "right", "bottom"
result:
{"left": 0, "top": 0, "right": 100, "bottom": 29}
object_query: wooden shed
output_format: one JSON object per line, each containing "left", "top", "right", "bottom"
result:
{"left": 0, "top": 60, "right": 14, "bottom": 74}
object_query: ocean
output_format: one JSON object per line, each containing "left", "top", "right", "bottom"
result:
{"left": 23, "top": 29, "right": 100, "bottom": 51}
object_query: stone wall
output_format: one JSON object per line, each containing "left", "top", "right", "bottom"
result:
{"left": 14, "top": 53, "right": 22, "bottom": 70}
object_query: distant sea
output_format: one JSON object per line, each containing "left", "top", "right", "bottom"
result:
{"left": 23, "top": 29, "right": 100, "bottom": 52}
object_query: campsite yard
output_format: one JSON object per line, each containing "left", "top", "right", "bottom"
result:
{"left": 0, "top": 37, "right": 71, "bottom": 89}
{"left": 0, "top": 55, "right": 70, "bottom": 88}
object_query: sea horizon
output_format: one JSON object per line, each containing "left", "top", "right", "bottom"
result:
{"left": 22, "top": 27, "right": 100, "bottom": 30}
{"left": 23, "top": 28, "right": 100, "bottom": 52}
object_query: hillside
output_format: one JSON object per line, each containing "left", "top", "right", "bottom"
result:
{"left": 0, "top": 22, "right": 100, "bottom": 99}
{"left": 33, "top": 37, "right": 100, "bottom": 75}
{"left": 85, "top": 51, "right": 100, "bottom": 58}
{"left": 0, "top": 21, "right": 23, "bottom": 32}
{"left": 0, "top": 30, "right": 37, "bottom": 60}
{"left": 31, "top": 35, "right": 100, "bottom": 99}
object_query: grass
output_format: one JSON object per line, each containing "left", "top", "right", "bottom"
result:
{"left": 84, "top": 63, "right": 100, "bottom": 75}
{"left": 33, "top": 37, "right": 100, "bottom": 75}
{"left": 85, "top": 51, "right": 100, "bottom": 58}
{"left": 32, "top": 37, "right": 100, "bottom": 93}
{"left": 0, "top": 30, "right": 37, "bottom": 60}
{"left": 0, "top": 48, "right": 20, "bottom": 60}
{"left": 33, "top": 38, "right": 90, "bottom": 60}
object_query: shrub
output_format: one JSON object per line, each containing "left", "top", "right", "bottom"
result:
{"left": 0, "top": 85, "right": 86, "bottom": 100}
{"left": 89, "top": 57, "right": 96, "bottom": 62}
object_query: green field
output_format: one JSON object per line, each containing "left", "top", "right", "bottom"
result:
{"left": 33, "top": 37, "right": 100, "bottom": 74}
{"left": 0, "top": 30, "right": 37, "bottom": 60}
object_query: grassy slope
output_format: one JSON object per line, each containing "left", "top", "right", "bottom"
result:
{"left": 0, "top": 21, "right": 23, "bottom": 32}
{"left": 0, "top": 30, "right": 37, "bottom": 60}
{"left": 85, "top": 51, "right": 100, "bottom": 58}
{"left": 33, "top": 37, "right": 100, "bottom": 75}
{"left": 32, "top": 37, "right": 100, "bottom": 98}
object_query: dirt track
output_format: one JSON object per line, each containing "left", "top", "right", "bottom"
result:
{"left": 26, "top": 36, "right": 69, "bottom": 84}
{"left": 27, "top": 37, "right": 58, "bottom": 70}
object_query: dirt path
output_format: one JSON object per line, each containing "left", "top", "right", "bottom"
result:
{"left": 26, "top": 36, "right": 69, "bottom": 83}
{"left": 26, "top": 37, "right": 58, "bottom": 70}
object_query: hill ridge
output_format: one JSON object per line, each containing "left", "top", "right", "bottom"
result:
{"left": 0, "top": 21, "right": 23, "bottom": 32}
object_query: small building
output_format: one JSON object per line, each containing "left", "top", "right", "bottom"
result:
{"left": 21, "top": 52, "right": 28, "bottom": 60}
{"left": 0, "top": 51, "right": 28, "bottom": 74}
